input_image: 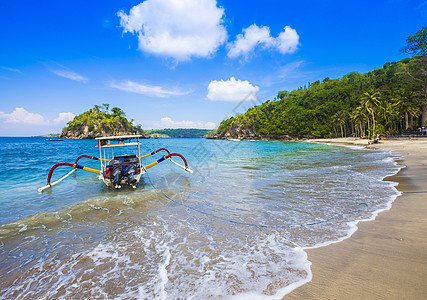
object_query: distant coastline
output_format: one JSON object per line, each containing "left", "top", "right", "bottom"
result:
{"left": 146, "top": 128, "right": 212, "bottom": 138}
{"left": 31, "top": 134, "right": 61, "bottom": 138}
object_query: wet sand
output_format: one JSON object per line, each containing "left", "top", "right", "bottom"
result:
{"left": 287, "top": 138, "right": 427, "bottom": 299}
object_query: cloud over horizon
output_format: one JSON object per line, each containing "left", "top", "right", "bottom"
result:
{"left": 227, "top": 25, "right": 299, "bottom": 60}
{"left": 0, "top": 107, "right": 75, "bottom": 127}
{"left": 207, "top": 77, "right": 259, "bottom": 102}
{"left": 0, "top": 108, "right": 46, "bottom": 125}
{"left": 154, "top": 117, "right": 216, "bottom": 129}
{"left": 118, "top": 0, "right": 227, "bottom": 62}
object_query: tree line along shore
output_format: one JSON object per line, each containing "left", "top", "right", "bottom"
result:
{"left": 208, "top": 27, "right": 427, "bottom": 140}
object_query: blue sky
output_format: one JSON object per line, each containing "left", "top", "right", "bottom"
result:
{"left": 0, "top": 0, "right": 425, "bottom": 136}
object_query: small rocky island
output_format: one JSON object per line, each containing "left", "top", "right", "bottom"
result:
{"left": 60, "top": 104, "right": 149, "bottom": 139}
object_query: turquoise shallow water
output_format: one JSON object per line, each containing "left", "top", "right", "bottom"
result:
{"left": 0, "top": 137, "right": 401, "bottom": 298}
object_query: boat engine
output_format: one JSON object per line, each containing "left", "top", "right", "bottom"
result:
{"left": 112, "top": 166, "right": 123, "bottom": 188}
{"left": 105, "top": 155, "right": 140, "bottom": 189}
{"left": 123, "top": 164, "right": 138, "bottom": 187}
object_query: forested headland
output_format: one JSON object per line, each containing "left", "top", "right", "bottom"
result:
{"left": 209, "top": 27, "right": 427, "bottom": 140}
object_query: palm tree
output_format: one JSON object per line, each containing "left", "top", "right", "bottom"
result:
{"left": 377, "top": 99, "right": 395, "bottom": 131}
{"left": 332, "top": 111, "right": 347, "bottom": 137}
{"left": 351, "top": 106, "right": 368, "bottom": 138}
{"left": 360, "top": 90, "right": 381, "bottom": 138}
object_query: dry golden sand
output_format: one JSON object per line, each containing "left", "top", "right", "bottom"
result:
{"left": 287, "top": 138, "right": 427, "bottom": 299}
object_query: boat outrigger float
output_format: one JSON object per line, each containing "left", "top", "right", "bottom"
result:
{"left": 38, "top": 135, "right": 193, "bottom": 193}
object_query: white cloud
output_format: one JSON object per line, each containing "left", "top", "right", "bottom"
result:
{"left": 227, "top": 25, "right": 273, "bottom": 60}
{"left": 0, "top": 107, "right": 74, "bottom": 126}
{"left": 0, "top": 107, "right": 46, "bottom": 125}
{"left": 117, "top": 0, "right": 227, "bottom": 62}
{"left": 158, "top": 117, "right": 216, "bottom": 129}
{"left": 53, "top": 112, "right": 75, "bottom": 124}
{"left": 52, "top": 70, "right": 88, "bottom": 83}
{"left": 207, "top": 77, "right": 259, "bottom": 102}
{"left": 227, "top": 25, "right": 299, "bottom": 60}
{"left": 276, "top": 26, "right": 300, "bottom": 54}
{"left": 110, "top": 80, "right": 190, "bottom": 97}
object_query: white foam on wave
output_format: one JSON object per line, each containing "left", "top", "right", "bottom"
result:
{"left": 259, "top": 144, "right": 404, "bottom": 298}
{"left": 229, "top": 246, "right": 312, "bottom": 300}
{"left": 113, "top": 216, "right": 314, "bottom": 300}
{"left": 306, "top": 140, "right": 368, "bottom": 151}
{"left": 304, "top": 184, "right": 402, "bottom": 251}
{"left": 381, "top": 156, "right": 394, "bottom": 163}
{"left": 187, "top": 145, "right": 403, "bottom": 299}
{"left": 18, "top": 224, "right": 28, "bottom": 233}
{"left": 303, "top": 150, "right": 403, "bottom": 252}
{"left": 157, "top": 242, "right": 171, "bottom": 300}
{"left": 132, "top": 225, "right": 179, "bottom": 299}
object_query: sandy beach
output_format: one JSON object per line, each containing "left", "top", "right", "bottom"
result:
{"left": 287, "top": 137, "right": 427, "bottom": 299}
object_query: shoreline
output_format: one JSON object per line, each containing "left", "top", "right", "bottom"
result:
{"left": 287, "top": 137, "right": 427, "bottom": 299}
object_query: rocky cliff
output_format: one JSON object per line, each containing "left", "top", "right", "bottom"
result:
{"left": 207, "top": 120, "right": 292, "bottom": 140}
{"left": 61, "top": 124, "right": 149, "bottom": 139}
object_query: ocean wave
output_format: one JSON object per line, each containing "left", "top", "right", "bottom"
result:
{"left": 0, "top": 138, "right": 404, "bottom": 298}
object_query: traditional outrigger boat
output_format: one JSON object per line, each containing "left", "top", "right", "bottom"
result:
{"left": 38, "top": 135, "right": 192, "bottom": 193}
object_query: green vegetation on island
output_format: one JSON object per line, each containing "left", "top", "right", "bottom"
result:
{"left": 145, "top": 128, "right": 212, "bottom": 138}
{"left": 210, "top": 27, "right": 427, "bottom": 140}
{"left": 61, "top": 104, "right": 147, "bottom": 139}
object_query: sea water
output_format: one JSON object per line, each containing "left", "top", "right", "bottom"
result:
{"left": 0, "top": 137, "right": 402, "bottom": 299}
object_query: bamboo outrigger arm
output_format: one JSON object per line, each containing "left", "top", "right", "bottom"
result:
{"left": 38, "top": 168, "right": 76, "bottom": 193}
{"left": 38, "top": 162, "right": 100, "bottom": 193}
{"left": 74, "top": 155, "right": 109, "bottom": 164}
{"left": 144, "top": 153, "right": 193, "bottom": 173}
{"left": 141, "top": 148, "right": 171, "bottom": 159}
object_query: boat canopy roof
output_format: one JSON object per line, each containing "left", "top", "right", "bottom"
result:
{"left": 99, "top": 142, "right": 141, "bottom": 148}
{"left": 95, "top": 135, "right": 143, "bottom": 140}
